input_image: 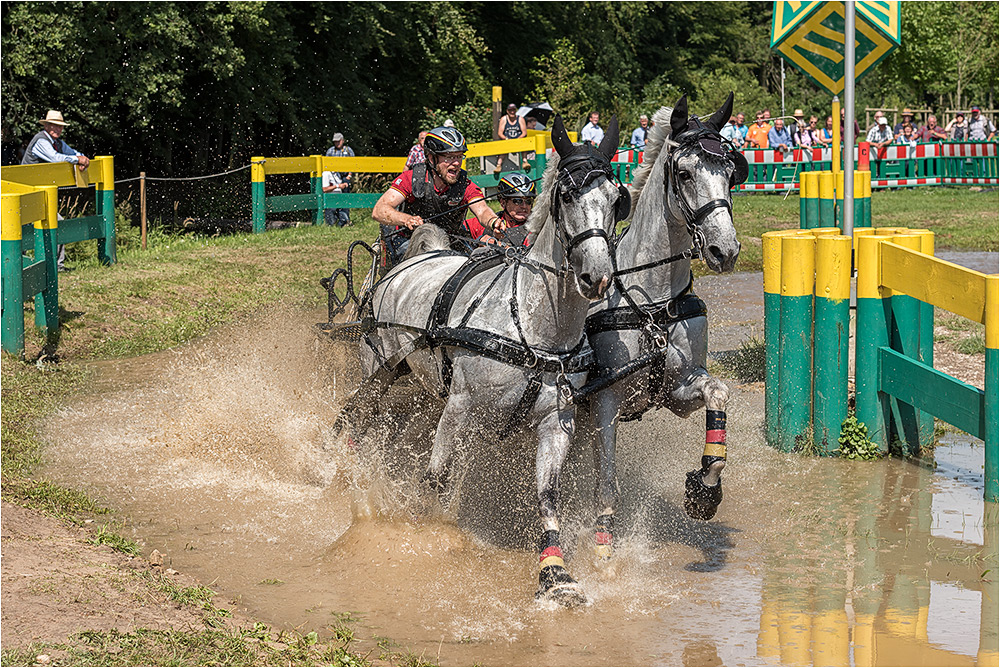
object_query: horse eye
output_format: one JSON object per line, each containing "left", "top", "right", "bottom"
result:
{"left": 678, "top": 170, "right": 692, "bottom": 181}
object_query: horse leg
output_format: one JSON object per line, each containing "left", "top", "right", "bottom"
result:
{"left": 670, "top": 370, "right": 729, "bottom": 521}
{"left": 535, "top": 407, "right": 587, "bottom": 606}
{"left": 591, "top": 390, "right": 620, "bottom": 560}
{"left": 422, "top": 390, "right": 471, "bottom": 497}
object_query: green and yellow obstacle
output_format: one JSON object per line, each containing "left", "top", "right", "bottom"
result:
{"left": 799, "top": 169, "right": 870, "bottom": 230}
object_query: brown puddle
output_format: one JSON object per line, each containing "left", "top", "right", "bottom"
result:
{"left": 40, "top": 308, "right": 997, "bottom": 666}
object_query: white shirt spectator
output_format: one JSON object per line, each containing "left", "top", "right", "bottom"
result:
{"left": 581, "top": 121, "right": 604, "bottom": 145}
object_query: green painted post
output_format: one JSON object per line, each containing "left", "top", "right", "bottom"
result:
{"left": 251, "top": 157, "right": 265, "bottom": 233}
{"left": 910, "top": 230, "right": 937, "bottom": 451}
{"left": 986, "top": 276, "right": 998, "bottom": 503}
{"left": 834, "top": 171, "right": 844, "bottom": 231}
{"left": 778, "top": 234, "right": 815, "bottom": 452}
{"left": 800, "top": 171, "right": 819, "bottom": 229}
{"left": 95, "top": 156, "right": 116, "bottom": 265}
{"left": 818, "top": 171, "right": 835, "bottom": 228}
{"left": 311, "top": 172, "right": 324, "bottom": 226}
{"left": 862, "top": 170, "right": 872, "bottom": 227}
{"left": 1, "top": 193, "right": 25, "bottom": 356}
{"left": 887, "top": 233, "right": 925, "bottom": 457}
{"left": 533, "top": 135, "right": 548, "bottom": 180}
{"left": 763, "top": 231, "right": 795, "bottom": 448}
{"left": 34, "top": 185, "right": 59, "bottom": 335}
{"left": 812, "top": 234, "right": 852, "bottom": 454}
{"left": 855, "top": 235, "right": 891, "bottom": 453}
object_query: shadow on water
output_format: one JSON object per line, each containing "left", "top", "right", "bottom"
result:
{"left": 37, "top": 307, "right": 997, "bottom": 666}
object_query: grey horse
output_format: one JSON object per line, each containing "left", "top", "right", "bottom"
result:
{"left": 584, "top": 94, "right": 744, "bottom": 557}
{"left": 347, "top": 116, "right": 626, "bottom": 604}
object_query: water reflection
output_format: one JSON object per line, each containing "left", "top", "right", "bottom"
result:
{"left": 756, "top": 447, "right": 998, "bottom": 666}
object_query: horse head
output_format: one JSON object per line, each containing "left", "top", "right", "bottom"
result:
{"left": 543, "top": 115, "right": 624, "bottom": 300}
{"left": 664, "top": 93, "right": 743, "bottom": 273}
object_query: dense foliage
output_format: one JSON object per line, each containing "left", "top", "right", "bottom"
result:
{"left": 2, "top": 0, "right": 997, "bottom": 179}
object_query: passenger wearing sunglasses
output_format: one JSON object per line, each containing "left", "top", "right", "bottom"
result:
{"left": 464, "top": 172, "right": 537, "bottom": 248}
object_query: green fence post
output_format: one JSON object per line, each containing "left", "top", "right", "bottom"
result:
{"left": 1, "top": 193, "right": 25, "bottom": 356}
{"left": 818, "top": 171, "right": 835, "bottom": 228}
{"left": 986, "top": 275, "right": 998, "bottom": 503}
{"left": 862, "top": 170, "right": 872, "bottom": 227}
{"left": 885, "top": 234, "right": 925, "bottom": 456}
{"left": 312, "top": 155, "right": 324, "bottom": 226}
{"left": 908, "top": 229, "right": 937, "bottom": 452}
{"left": 813, "top": 234, "right": 852, "bottom": 454}
{"left": 800, "top": 171, "right": 820, "bottom": 229}
{"left": 855, "top": 234, "right": 891, "bottom": 453}
{"left": 763, "top": 231, "right": 796, "bottom": 448}
{"left": 533, "top": 135, "right": 548, "bottom": 180}
{"left": 251, "top": 157, "right": 265, "bottom": 233}
{"left": 35, "top": 185, "right": 59, "bottom": 336}
{"left": 95, "top": 156, "right": 116, "bottom": 265}
{"left": 778, "top": 234, "right": 815, "bottom": 452}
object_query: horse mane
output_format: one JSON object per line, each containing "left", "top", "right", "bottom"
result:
{"left": 627, "top": 106, "right": 673, "bottom": 211}
{"left": 526, "top": 151, "right": 560, "bottom": 237}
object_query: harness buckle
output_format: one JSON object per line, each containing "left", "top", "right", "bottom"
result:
{"left": 644, "top": 322, "right": 668, "bottom": 350}
{"left": 556, "top": 361, "right": 574, "bottom": 404}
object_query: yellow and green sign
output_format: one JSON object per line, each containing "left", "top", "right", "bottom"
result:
{"left": 771, "top": 1, "right": 900, "bottom": 95}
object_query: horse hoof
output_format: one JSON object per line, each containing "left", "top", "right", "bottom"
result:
{"left": 684, "top": 468, "right": 723, "bottom": 521}
{"left": 536, "top": 565, "right": 587, "bottom": 607}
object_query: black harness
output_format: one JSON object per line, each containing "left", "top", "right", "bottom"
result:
{"left": 358, "top": 148, "right": 621, "bottom": 436}
{"left": 401, "top": 162, "right": 473, "bottom": 237}
{"left": 580, "top": 118, "right": 746, "bottom": 419}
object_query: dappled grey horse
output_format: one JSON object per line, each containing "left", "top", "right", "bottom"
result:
{"left": 583, "top": 94, "right": 745, "bottom": 557}
{"left": 342, "top": 116, "right": 629, "bottom": 604}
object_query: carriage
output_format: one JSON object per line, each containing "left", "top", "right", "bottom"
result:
{"left": 316, "top": 95, "right": 747, "bottom": 605}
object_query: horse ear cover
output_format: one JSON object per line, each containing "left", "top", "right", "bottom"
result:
{"left": 551, "top": 115, "right": 574, "bottom": 157}
{"left": 670, "top": 95, "right": 689, "bottom": 138}
{"left": 615, "top": 185, "right": 632, "bottom": 222}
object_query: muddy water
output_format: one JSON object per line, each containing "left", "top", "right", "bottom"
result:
{"left": 41, "top": 306, "right": 997, "bottom": 666}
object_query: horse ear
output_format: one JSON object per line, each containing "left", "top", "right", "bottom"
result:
{"left": 670, "top": 95, "right": 689, "bottom": 138}
{"left": 551, "top": 116, "right": 574, "bottom": 157}
{"left": 598, "top": 116, "right": 620, "bottom": 160}
{"left": 707, "top": 92, "right": 735, "bottom": 132}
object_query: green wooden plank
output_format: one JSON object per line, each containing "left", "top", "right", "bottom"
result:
{"left": 321, "top": 193, "right": 382, "bottom": 209}
{"left": 21, "top": 258, "right": 46, "bottom": 299}
{"left": 57, "top": 215, "right": 104, "bottom": 245}
{"left": 878, "top": 345, "right": 985, "bottom": 440}
{"left": 19, "top": 224, "right": 35, "bottom": 253}
{"left": 265, "top": 194, "right": 316, "bottom": 213}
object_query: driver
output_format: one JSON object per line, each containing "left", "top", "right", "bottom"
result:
{"left": 373, "top": 126, "right": 504, "bottom": 267}
{"left": 463, "top": 172, "right": 536, "bottom": 248}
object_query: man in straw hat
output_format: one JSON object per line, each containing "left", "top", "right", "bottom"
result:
{"left": 21, "top": 110, "right": 91, "bottom": 271}
{"left": 22, "top": 110, "right": 90, "bottom": 169}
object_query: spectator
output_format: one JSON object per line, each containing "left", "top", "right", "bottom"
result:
{"left": 720, "top": 115, "right": 743, "bottom": 148}
{"left": 630, "top": 114, "right": 650, "bottom": 150}
{"left": 945, "top": 113, "right": 968, "bottom": 140}
{"left": 866, "top": 112, "right": 894, "bottom": 173}
{"left": 497, "top": 102, "right": 526, "bottom": 139}
{"left": 894, "top": 108, "right": 916, "bottom": 135}
{"left": 916, "top": 115, "right": 948, "bottom": 142}
{"left": 840, "top": 108, "right": 861, "bottom": 142}
{"left": 406, "top": 131, "right": 428, "bottom": 169}
{"left": 581, "top": 111, "right": 604, "bottom": 145}
{"left": 323, "top": 132, "right": 354, "bottom": 227}
{"left": 22, "top": 110, "right": 91, "bottom": 271}
{"left": 768, "top": 118, "right": 792, "bottom": 153}
{"left": 816, "top": 115, "right": 834, "bottom": 146}
{"left": 791, "top": 108, "right": 806, "bottom": 135}
{"left": 734, "top": 112, "right": 748, "bottom": 144}
{"left": 794, "top": 115, "right": 818, "bottom": 148}
{"left": 761, "top": 108, "right": 774, "bottom": 132}
{"left": 746, "top": 111, "right": 770, "bottom": 149}
{"left": 968, "top": 105, "right": 996, "bottom": 141}
{"left": 895, "top": 123, "right": 916, "bottom": 144}
{"left": 525, "top": 116, "right": 546, "bottom": 132}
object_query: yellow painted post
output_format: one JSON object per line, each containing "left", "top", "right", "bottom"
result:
{"left": 800, "top": 171, "right": 820, "bottom": 228}
{"left": 986, "top": 275, "right": 999, "bottom": 502}
{"left": 94, "top": 156, "right": 116, "bottom": 264}
{"left": 1, "top": 192, "right": 25, "bottom": 355}
{"left": 813, "top": 235, "right": 852, "bottom": 453}
{"left": 818, "top": 171, "right": 835, "bottom": 227}
{"left": 832, "top": 97, "right": 841, "bottom": 174}
{"left": 887, "top": 233, "right": 924, "bottom": 456}
{"left": 908, "top": 229, "right": 936, "bottom": 451}
{"left": 778, "top": 234, "right": 815, "bottom": 452}
{"left": 251, "top": 157, "right": 266, "bottom": 233}
{"left": 35, "top": 185, "right": 59, "bottom": 334}
{"left": 855, "top": 234, "right": 891, "bottom": 452}
{"left": 492, "top": 86, "right": 503, "bottom": 140}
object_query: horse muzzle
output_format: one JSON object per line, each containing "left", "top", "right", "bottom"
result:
{"left": 577, "top": 272, "right": 611, "bottom": 301}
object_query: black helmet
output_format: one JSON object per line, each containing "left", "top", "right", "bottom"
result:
{"left": 497, "top": 172, "right": 537, "bottom": 198}
{"left": 424, "top": 127, "right": 467, "bottom": 156}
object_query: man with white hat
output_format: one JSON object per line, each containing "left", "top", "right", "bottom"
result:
{"left": 323, "top": 132, "right": 354, "bottom": 227}
{"left": 21, "top": 110, "right": 91, "bottom": 270}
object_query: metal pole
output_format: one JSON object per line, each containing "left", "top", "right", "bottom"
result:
{"left": 843, "top": 0, "right": 856, "bottom": 239}
{"left": 140, "top": 172, "right": 147, "bottom": 250}
{"left": 781, "top": 60, "right": 786, "bottom": 119}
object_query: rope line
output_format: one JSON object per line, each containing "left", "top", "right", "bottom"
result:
{"left": 116, "top": 160, "right": 264, "bottom": 184}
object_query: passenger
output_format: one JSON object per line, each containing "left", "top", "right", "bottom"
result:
{"left": 464, "top": 172, "right": 536, "bottom": 248}
{"left": 372, "top": 126, "right": 504, "bottom": 267}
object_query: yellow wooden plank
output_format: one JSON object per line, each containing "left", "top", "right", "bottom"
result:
{"left": 880, "top": 241, "right": 988, "bottom": 323}
{"left": 19, "top": 190, "right": 48, "bottom": 226}
{"left": 261, "top": 157, "right": 317, "bottom": 175}
{"left": 466, "top": 137, "right": 537, "bottom": 157}
{"left": 1, "top": 193, "right": 23, "bottom": 240}
{"left": 1, "top": 179, "right": 39, "bottom": 195}
{"left": 320, "top": 156, "right": 408, "bottom": 174}
{"left": 1, "top": 162, "right": 81, "bottom": 188}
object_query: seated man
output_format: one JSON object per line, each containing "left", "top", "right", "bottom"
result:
{"left": 372, "top": 126, "right": 503, "bottom": 267}
{"left": 464, "top": 172, "right": 536, "bottom": 248}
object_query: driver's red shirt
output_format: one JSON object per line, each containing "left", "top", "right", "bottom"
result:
{"left": 463, "top": 213, "right": 530, "bottom": 247}
{"left": 389, "top": 169, "right": 483, "bottom": 205}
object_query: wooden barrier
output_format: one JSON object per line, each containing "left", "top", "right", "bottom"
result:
{"left": 1, "top": 157, "right": 117, "bottom": 356}
{"left": 249, "top": 134, "right": 575, "bottom": 233}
